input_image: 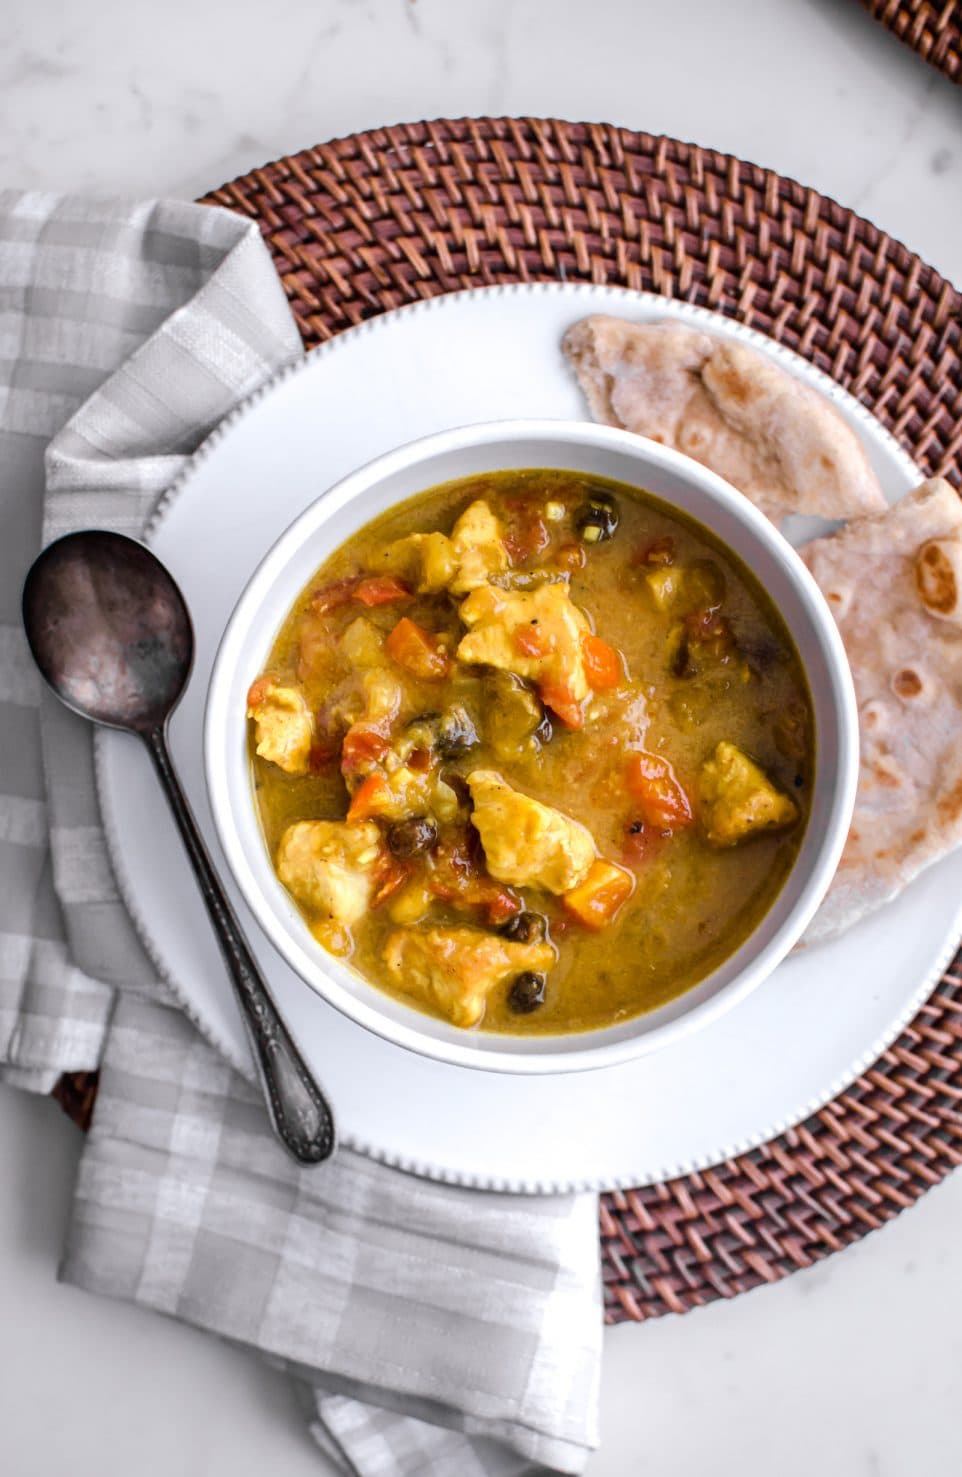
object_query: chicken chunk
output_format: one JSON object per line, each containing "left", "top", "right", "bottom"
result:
{"left": 247, "top": 678, "right": 313, "bottom": 775}
{"left": 276, "top": 820, "right": 381, "bottom": 927}
{"left": 467, "top": 770, "right": 596, "bottom": 893}
{"left": 364, "top": 500, "right": 506, "bottom": 597}
{"left": 448, "top": 499, "right": 509, "bottom": 594}
{"left": 457, "top": 581, "right": 591, "bottom": 727}
{"left": 383, "top": 926, "right": 554, "bottom": 1027}
{"left": 698, "top": 742, "right": 798, "bottom": 847}
{"left": 367, "top": 530, "right": 459, "bottom": 594}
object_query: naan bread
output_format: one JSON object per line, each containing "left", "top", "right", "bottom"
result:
{"left": 802, "top": 478, "right": 962, "bottom": 944}
{"left": 563, "top": 315, "right": 886, "bottom": 524}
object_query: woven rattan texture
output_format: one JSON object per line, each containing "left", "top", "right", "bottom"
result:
{"left": 55, "top": 119, "right": 962, "bottom": 1324}
{"left": 860, "top": 0, "right": 961, "bottom": 82}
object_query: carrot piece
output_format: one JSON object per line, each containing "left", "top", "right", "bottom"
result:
{"left": 563, "top": 860, "right": 634, "bottom": 931}
{"left": 539, "top": 678, "right": 584, "bottom": 729}
{"left": 625, "top": 751, "right": 693, "bottom": 831}
{"left": 582, "top": 633, "right": 622, "bottom": 690}
{"left": 346, "top": 773, "right": 391, "bottom": 822}
{"left": 384, "top": 617, "right": 450, "bottom": 679}
{"left": 352, "top": 575, "right": 412, "bottom": 607}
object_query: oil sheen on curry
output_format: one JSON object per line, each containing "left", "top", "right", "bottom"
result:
{"left": 247, "top": 472, "right": 813, "bottom": 1035}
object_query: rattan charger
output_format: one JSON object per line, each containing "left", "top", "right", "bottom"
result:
{"left": 54, "top": 118, "right": 962, "bottom": 1325}
{"left": 860, "top": 0, "right": 961, "bottom": 82}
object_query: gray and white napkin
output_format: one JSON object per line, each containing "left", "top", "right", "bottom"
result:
{"left": 0, "top": 191, "right": 602, "bottom": 1476}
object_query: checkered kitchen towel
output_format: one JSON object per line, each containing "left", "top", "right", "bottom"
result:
{"left": 0, "top": 193, "right": 602, "bottom": 1476}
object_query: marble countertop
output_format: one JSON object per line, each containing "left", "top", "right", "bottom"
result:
{"left": 2, "top": 1, "right": 960, "bottom": 1473}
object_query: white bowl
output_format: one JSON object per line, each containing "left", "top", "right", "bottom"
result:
{"left": 205, "top": 419, "right": 859, "bottom": 1074}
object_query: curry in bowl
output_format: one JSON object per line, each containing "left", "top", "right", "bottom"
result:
{"left": 247, "top": 471, "right": 813, "bottom": 1035}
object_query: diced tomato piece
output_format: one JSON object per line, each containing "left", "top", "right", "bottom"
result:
{"left": 297, "top": 613, "right": 337, "bottom": 681}
{"left": 246, "top": 674, "right": 276, "bottom": 709}
{"left": 484, "top": 889, "right": 523, "bottom": 926}
{"left": 621, "top": 821, "right": 661, "bottom": 867}
{"left": 684, "top": 607, "right": 734, "bottom": 656}
{"left": 346, "top": 773, "right": 391, "bottom": 822}
{"left": 405, "top": 746, "right": 433, "bottom": 773}
{"left": 513, "top": 624, "right": 550, "bottom": 658}
{"left": 563, "top": 860, "right": 634, "bottom": 931}
{"left": 503, "top": 498, "right": 550, "bottom": 563}
{"left": 582, "top": 633, "right": 622, "bottom": 690}
{"left": 540, "top": 679, "right": 584, "bottom": 730}
{"left": 634, "top": 537, "right": 675, "bottom": 567}
{"left": 370, "top": 851, "right": 413, "bottom": 908}
{"left": 553, "top": 541, "right": 586, "bottom": 573}
{"left": 427, "top": 834, "right": 522, "bottom": 921}
{"left": 340, "top": 725, "right": 390, "bottom": 779}
{"left": 525, "top": 519, "right": 550, "bottom": 556}
{"left": 308, "top": 741, "right": 340, "bottom": 773}
{"left": 310, "top": 577, "right": 359, "bottom": 614}
{"left": 625, "top": 751, "right": 693, "bottom": 831}
{"left": 385, "top": 617, "right": 450, "bottom": 679}
{"left": 352, "top": 575, "right": 412, "bottom": 608}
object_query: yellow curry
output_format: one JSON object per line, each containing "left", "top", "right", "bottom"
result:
{"left": 248, "top": 471, "right": 813, "bottom": 1035}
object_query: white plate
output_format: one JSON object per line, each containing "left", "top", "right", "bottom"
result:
{"left": 96, "top": 283, "right": 962, "bottom": 1192}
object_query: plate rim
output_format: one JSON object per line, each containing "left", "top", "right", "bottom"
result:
{"left": 94, "top": 280, "right": 959, "bottom": 1193}
{"left": 142, "top": 281, "right": 921, "bottom": 539}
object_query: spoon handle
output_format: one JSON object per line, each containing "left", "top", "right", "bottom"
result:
{"left": 144, "top": 727, "right": 336, "bottom": 1166}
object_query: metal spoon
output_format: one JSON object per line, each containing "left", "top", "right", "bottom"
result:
{"left": 22, "top": 530, "right": 336, "bottom": 1166}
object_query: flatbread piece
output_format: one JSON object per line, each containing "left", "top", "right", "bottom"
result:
{"left": 563, "top": 315, "right": 886, "bottom": 524}
{"left": 802, "top": 477, "right": 962, "bottom": 943}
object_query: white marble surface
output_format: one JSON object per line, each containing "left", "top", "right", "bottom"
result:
{"left": 1, "top": 1, "right": 961, "bottom": 1473}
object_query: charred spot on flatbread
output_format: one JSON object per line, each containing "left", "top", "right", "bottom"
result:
{"left": 916, "top": 538, "right": 962, "bottom": 620}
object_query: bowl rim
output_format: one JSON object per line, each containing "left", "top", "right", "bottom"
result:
{"left": 203, "top": 417, "right": 860, "bottom": 1074}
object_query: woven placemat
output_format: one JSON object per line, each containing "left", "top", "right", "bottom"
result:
{"left": 54, "top": 119, "right": 962, "bottom": 1325}
{"left": 859, "top": 0, "right": 961, "bottom": 82}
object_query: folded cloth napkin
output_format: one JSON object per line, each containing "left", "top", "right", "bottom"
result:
{"left": 0, "top": 192, "right": 602, "bottom": 1475}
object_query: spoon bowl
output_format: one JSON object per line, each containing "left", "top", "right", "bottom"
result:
{"left": 22, "top": 531, "right": 193, "bottom": 733}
